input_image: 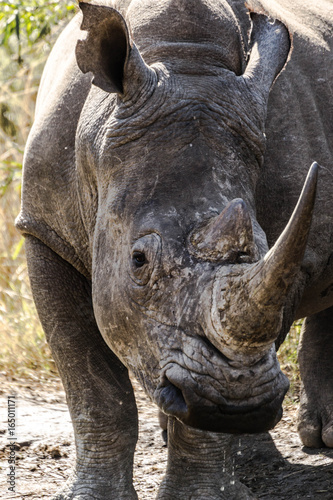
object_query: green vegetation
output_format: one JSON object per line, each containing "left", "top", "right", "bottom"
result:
{"left": 0, "top": 0, "right": 302, "bottom": 401}
{"left": 277, "top": 320, "right": 302, "bottom": 403}
{"left": 0, "top": 1, "right": 76, "bottom": 379}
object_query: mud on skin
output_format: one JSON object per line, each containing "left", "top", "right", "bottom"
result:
{"left": 16, "top": 0, "right": 333, "bottom": 498}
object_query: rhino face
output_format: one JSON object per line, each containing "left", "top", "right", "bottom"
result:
{"left": 92, "top": 220, "right": 289, "bottom": 433}
{"left": 76, "top": 2, "right": 317, "bottom": 433}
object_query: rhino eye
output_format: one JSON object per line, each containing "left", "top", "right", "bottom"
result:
{"left": 129, "top": 233, "right": 161, "bottom": 286}
{"left": 132, "top": 251, "right": 146, "bottom": 268}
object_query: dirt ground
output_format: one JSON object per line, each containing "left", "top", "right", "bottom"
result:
{"left": 1, "top": 373, "right": 333, "bottom": 500}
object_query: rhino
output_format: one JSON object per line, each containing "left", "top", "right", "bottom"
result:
{"left": 16, "top": 0, "right": 333, "bottom": 498}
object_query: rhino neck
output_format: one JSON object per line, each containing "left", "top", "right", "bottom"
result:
{"left": 127, "top": 0, "right": 246, "bottom": 75}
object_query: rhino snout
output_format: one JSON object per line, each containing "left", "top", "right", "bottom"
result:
{"left": 154, "top": 340, "right": 289, "bottom": 434}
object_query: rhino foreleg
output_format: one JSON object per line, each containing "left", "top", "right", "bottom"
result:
{"left": 157, "top": 417, "right": 256, "bottom": 500}
{"left": 298, "top": 306, "right": 333, "bottom": 448}
{"left": 25, "top": 236, "right": 138, "bottom": 500}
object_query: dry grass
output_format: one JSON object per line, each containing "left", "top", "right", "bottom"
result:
{"left": 277, "top": 320, "right": 302, "bottom": 403}
{"left": 0, "top": 4, "right": 75, "bottom": 380}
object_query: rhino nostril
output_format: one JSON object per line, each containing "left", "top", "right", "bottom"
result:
{"left": 199, "top": 335, "right": 231, "bottom": 362}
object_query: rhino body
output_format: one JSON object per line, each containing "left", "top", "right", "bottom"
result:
{"left": 17, "top": 0, "right": 333, "bottom": 498}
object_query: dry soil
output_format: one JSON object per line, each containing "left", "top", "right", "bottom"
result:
{"left": 1, "top": 374, "right": 333, "bottom": 499}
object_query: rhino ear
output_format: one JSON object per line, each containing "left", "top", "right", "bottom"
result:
{"left": 243, "top": 13, "right": 291, "bottom": 99}
{"left": 76, "top": 2, "right": 153, "bottom": 95}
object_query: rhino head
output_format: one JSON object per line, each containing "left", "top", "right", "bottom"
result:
{"left": 75, "top": 1, "right": 317, "bottom": 433}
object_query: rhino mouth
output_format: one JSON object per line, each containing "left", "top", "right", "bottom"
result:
{"left": 153, "top": 338, "right": 289, "bottom": 433}
{"left": 157, "top": 376, "right": 189, "bottom": 420}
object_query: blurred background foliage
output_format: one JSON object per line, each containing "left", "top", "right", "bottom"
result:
{"left": 0, "top": 0, "right": 76, "bottom": 380}
{"left": 0, "top": 0, "right": 302, "bottom": 400}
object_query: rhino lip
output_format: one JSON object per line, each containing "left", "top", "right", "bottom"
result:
{"left": 155, "top": 373, "right": 287, "bottom": 433}
{"left": 185, "top": 389, "right": 286, "bottom": 433}
{"left": 153, "top": 334, "right": 289, "bottom": 433}
{"left": 155, "top": 376, "right": 189, "bottom": 419}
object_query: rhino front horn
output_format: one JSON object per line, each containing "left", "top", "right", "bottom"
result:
{"left": 211, "top": 163, "right": 318, "bottom": 357}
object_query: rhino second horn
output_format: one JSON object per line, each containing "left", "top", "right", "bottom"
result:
{"left": 189, "top": 198, "right": 259, "bottom": 263}
{"left": 211, "top": 163, "right": 318, "bottom": 357}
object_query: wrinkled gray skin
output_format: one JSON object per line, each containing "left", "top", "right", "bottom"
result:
{"left": 17, "top": 0, "right": 333, "bottom": 498}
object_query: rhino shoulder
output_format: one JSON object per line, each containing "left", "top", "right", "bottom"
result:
{"left": 16, "top": 12, "right": 93, "bottom": 277}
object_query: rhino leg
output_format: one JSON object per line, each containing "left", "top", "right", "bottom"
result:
{"left": 25, "top": 236, "right": 138, "bottom": 499}
{"left": 157, "top": 417, "right": 256, "bottom": 500}
{"left": 298, "top": 306, "right": 333, "bottom": 448}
